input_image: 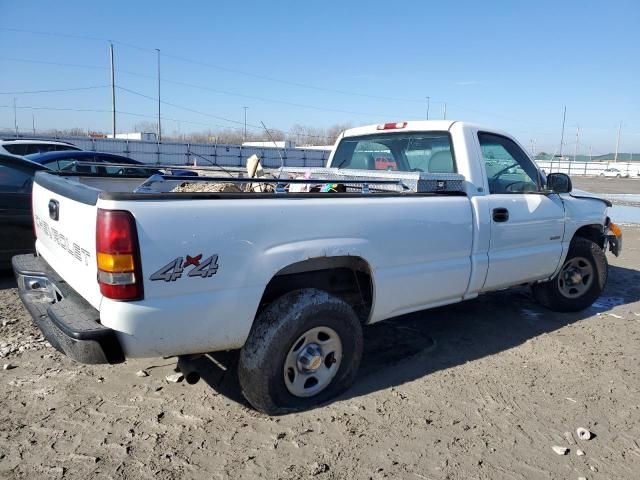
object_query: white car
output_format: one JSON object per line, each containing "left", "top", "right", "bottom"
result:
{"left": 13, "top": 121, "right": 623, "bottom": 414}
{"left": 0, "top": 138, "right": 80, "bottom": 156}
{"left": 600, "top": 167, "right": 629, "bottom": 178}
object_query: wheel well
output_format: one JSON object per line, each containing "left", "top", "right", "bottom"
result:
{"left": 573, "top": 224, "right": 604, "bottom": 248}
{"left": 258, "top": 256, "right": 374, "bottom": 323}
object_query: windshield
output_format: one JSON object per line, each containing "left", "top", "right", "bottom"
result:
{"left": 331, "top": 131, "right": 456, "bottom": 173}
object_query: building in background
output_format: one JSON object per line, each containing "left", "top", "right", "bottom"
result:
{"left": 106, "top": 132, "right": 157, "bottom": 141}
{"left": 242, "top": 140, "right": 295, "bottom": 149}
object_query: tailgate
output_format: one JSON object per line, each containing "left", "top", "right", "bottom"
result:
{"left": 32, "top": 173, "right": 102, "bottom": 308}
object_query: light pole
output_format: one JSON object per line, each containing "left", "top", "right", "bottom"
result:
{"left": 559, "top": 106, "right": 566, "bottom": 158}
{"left": 614, "top": 122, "right": 621, "bottom": 163}
{"left": 156, "top": 48, "right": 161, "bottom": 142}
{"left": 110, "top": 42, "right": 116, "bottom": 137}
{"left": 426, "top": 96, "right": 430, "bottom": 120}
{"left": 13, "top": 97, "right": 17, "bottom": 136}
{"left": 243, "top": 106, "right": 248, "bottom": 142}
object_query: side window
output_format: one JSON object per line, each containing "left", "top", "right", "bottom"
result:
{"left": 24, "top": 144, "right": 58, "bottom": 155}
{"left": 3, "top": 144, "right": 26, "bottom": 155}
{"left": 42, "top": 159, "right": 76, "bottom": 171}
{"left": 47, "top": 156, "right": 96, "bottom": 174}
{"left": 0, "top": 164, "right": 33, "bottom": 193}
{"left": 479, "top": 133, "right": 540, "bottom": 194}
{"left": 54, "top": 144, "right": 80, "bottom": 151}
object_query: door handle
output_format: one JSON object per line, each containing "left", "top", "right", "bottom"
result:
{"left": 492, "top": 207, "right": 509, "bottom": 222}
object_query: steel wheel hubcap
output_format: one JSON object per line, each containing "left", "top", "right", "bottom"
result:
{"left": 558, "top": 256, "right": 594, "bottom": 298}
{"left": 284, "top": 326, "right": 342, "bottom": 398}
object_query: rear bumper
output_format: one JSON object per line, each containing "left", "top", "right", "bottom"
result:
{"left": 12, "top": 254, "right": 124, "bottom": 364}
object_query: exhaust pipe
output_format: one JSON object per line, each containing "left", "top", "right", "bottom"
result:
{"left": 177, "top": 355, "right": 202, "bottom": 385}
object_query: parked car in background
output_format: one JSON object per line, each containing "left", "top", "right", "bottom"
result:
{"left": 0, "top": 139, "right": 80, "bottom": 156}
{"left": 600, "top": 167, "right": 629, "bottom": 178}
{"left": 24, "top": 151, "right": 197, "bottom": 176}
{"left": 0, "top": 154, "right": 47, "bottom": 268}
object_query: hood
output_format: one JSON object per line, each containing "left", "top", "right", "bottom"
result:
{"left": 568, "top": 189, "right": 612, "bottom": 207}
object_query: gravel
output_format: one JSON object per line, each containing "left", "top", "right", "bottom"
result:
{"left": 1, "top": 225, "right": 639, "bottom": 479}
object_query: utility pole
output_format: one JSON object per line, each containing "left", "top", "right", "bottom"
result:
{"left": 32, "top": 112, "right": 35, "bottom": 135}
{"left": 243, "top": 106, "right": 248, "bottom": 142}
{"left": 614, "top": 122, "right": 621, "bottom": 163}
{"left": 574, "top": 125, "right": 579, "bottom": 162}
{"left": 426, "top": 96, "right": 430, "bottom": 120}
{"left": 442, "top": 102, "right": 447, "bottom": 120}
{"left": 559, "top": 105, "right": 566, "bottom": 158}
{"left": 109, "top": 42, "right": 116, "bottom": 138}
{"left": 13, "top": 97, "right": 17, "bottom": 136}
{"left": 589, "top": 145, "right": 592, "bottom": 162}
{"left": 156, "top": 48, "right": 161, "bottom": 142}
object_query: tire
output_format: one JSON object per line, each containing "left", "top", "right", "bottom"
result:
{"left": 531, "top": 237, "right": 607, "bottom": 312}
{"left": 617, "top": 174, "right": 621, "bottom": 178}
{"left": 238, "top": 288, "right": 363, "bottom": 415}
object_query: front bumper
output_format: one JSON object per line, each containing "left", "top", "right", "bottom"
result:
{"left": 12, "top": 254, "right": 124, "bottom": 364}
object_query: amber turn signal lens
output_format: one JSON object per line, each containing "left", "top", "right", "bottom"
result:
{"left": 97, "top": 252, "right": 135, "bottom": 272}
{"left": 609, "top": 222, "right": 622, "bottom": 237}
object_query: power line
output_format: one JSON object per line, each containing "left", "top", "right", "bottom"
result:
{"left": 0, "top": 103, "right": 334, "bottom": 140}
{"left": 115, "top": 87, "right": 333, "bottom": 140}
{"left": 0, "top": 27, "right": 155, "bottom": 53}
{"left": 0, "top": 85, "right": 109, "bottom": 95}
{"left": 0, "top": 55, "right": 551, "bottom": 127}
{"left": 0, "top": 56, "right": 413, "bottom": 119}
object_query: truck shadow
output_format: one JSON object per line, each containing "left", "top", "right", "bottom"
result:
{"left": 0, "top": 270, "right": 17, "bottom": 291}
{"left": 192, "top": 264, "right": 640, "bottom": 411}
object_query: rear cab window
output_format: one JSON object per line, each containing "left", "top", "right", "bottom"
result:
{"left": 332, "top": 131, "right": 456, "bottom": 173}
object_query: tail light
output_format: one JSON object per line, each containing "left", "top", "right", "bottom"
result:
{"left": 377, "top": 122, "right": 407, "bottom": 130}
{"left": 96, "top": 209, "right": 143, "bottom": 301}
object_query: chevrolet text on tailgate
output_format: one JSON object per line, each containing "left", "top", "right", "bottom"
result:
{"left": 13, "top": 121, "right": 623, "bottom": 414}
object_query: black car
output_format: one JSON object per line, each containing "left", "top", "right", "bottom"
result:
{"left": 24, "top": 151, "right": 196, "bottom": 176}
{"left": 0, "top": 154, "right": 47, "bottom": 268}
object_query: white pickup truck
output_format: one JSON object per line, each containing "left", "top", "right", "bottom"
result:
{"left": 13, "top": 121, "right": 622, "bottom": 414}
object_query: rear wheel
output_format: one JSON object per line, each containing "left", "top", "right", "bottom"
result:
{"left": 238, "top": 288, "right": 363, "bottom": 415}
{"left": 532, "top": 237, "right": 607, "bottom": 312}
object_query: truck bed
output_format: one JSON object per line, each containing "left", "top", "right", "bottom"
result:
{"left": 31, "top": 169, "right": 473, "bottom": 358}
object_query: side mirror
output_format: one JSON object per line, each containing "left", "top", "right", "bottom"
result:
{"left": 546, "top": 172, "right": 572, "bottom": 193}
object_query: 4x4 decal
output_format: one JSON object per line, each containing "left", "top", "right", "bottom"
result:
{"left": 150, "top": 254, "right": 219, "bottom": 282}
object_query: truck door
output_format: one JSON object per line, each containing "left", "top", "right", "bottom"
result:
{"left": 478, "top": 132, "right": 565, "bottom": 290}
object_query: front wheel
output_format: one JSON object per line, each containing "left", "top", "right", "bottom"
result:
{"left": 238, "top": 289, "right": 363, "bottom": 414}
{"left": 532, "top": 237, "right": 607, "bottom": 312}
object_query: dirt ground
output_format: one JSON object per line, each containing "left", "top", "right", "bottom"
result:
{"left": 1, "top": 199, "right": 640, "bottom": 480}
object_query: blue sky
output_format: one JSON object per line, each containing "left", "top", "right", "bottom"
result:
{"left": 1, "top": 0, "right": 638, "bottom": 153}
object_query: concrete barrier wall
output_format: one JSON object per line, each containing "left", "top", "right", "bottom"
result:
{"left": 11, "top": 134, "right": 331, "bottom": 168}
{"left": 535, "top": 160, "right": 640, "bottom": 177}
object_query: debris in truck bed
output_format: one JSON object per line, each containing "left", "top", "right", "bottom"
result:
{"left": 171, "top": 182, "right": 243, "bottom": 193}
